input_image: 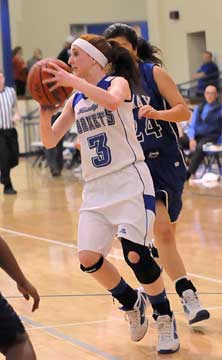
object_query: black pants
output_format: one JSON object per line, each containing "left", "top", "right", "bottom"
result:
{"left": 44, "top": 140, "right": 64, "bottom": 173}
{"left": 0, "top": 129, "right": 19, "bottom": 188}
{"left": 14, "top": 80, "right": 26, "bottom": 96}
{"left": 43, "top": 112, "right": 64, "bottom": 174}
{"left": 188, "top": 136, "right": 218, "bottom": 175}
{"left": 179, "top": 133, "right": 190, "bottom": 150}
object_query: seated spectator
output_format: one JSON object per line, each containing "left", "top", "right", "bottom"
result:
{"left": 27, "top": 48, "right": 43, "bottom": 71}
{"left": 44, "top": 110, "right": 64, "bottom": 176}
{"left": 186, "top": 85, "right": 222, "bottom": 179}
{"left": 193, "top": 51, "right": 219, "bottom": 97}
{"left": 178, "top": 120, "right": 190, "bottom": 151}
{"left": 12, "top": 46, "right": 28, "bottom": 96}
{"left": 57, "top": 35, "right": 74, "bottom": 65}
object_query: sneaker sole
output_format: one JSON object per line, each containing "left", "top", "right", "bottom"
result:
{"left": 189, "top": 310, "right": 210, "bottom": 324}
{"left": 158, "top": 344, "right": 180, "bottom": 354}
{"left": 132, "top": 319, "right": 148, "bottom": 342}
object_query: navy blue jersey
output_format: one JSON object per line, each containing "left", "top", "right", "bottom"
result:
{"left": 133, "top": 62, "right": 182, "bottom": 160}
{"left": 133, "top": 62, "right": 186, "bottom": 222}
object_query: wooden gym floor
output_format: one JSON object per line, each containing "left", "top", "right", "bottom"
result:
{"left": 0, "top": 158, "right": 221, "bottom": 359}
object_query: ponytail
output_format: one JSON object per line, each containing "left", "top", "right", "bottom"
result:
{"left": 107, "top": 40, "right": 140, "bottom": 91}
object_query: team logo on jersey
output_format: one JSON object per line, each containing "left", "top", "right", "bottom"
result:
{"left": 147, "top": 151, "right": 160, "bottom": 159}
{"left": 132, "top": 94, "right": 150, "bottom": 109}
{"left": 78, "top": 104, "right": 98, "bottom": 114}
{"left": 76, "top": 109, "right": 115, "bottom": 134}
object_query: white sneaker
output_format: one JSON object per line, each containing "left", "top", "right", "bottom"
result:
{"left": 181, "top": 289, "right": 210, "bottom": 324}
{"left": 156, "top": 314, "right": 180, "bottom": 354}
{"left": 122, "top": 289, "right": 149, "bottom": 342}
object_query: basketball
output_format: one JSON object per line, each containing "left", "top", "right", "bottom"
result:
{"left": 27, "top": 58, "right": 73, "bottom": 106}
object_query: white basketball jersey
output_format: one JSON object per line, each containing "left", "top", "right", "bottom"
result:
{"left": 72, "top": 76, "right": 145, "bottom": 182}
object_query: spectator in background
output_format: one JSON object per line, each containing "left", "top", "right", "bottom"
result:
{"left": 27, "top": 48, "right": 42, "bottom": 71}
{"left": 51, "top": 35, "right": 74, "bottom": 174}
{"left": 186, "top": 85, "right": 222, "bottom": 180}
{"left": 12, "top": 46, "right": 27, "bottom": 96}
{"left": 193, "top": 51, "right": 219, "bottom": 97}
{"left": 57, "top": 35, "right": 74, "bottom": 65}
{"left": 50, "top": 36, "right": 75, "bottom": 175}
{"left": 0, "top": 71, "right": 20, "bottom": 195}
{"left": 44, "top": 110, "right": 64, "bottom": 177}
{"left": 177, "top": 120, "right": 190, "bottom": 151}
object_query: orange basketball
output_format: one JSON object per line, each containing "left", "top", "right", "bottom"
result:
{"left": 27, "top": 58, "right": 73, "bottom": 106}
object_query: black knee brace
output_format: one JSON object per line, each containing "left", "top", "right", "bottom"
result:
{"left": 80, "top": 256, "right": 104, "bottom": 273}
{"left": 120, "top": 238, "right": 161, "bottom": 284}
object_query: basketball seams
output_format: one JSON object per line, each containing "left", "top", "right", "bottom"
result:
{"left": 40, "top": 62, "right": 53, "bottom": 105}
{"left": 27, "top": 58, "right": 73, "bottom": 105}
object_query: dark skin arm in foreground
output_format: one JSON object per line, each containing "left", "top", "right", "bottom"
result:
{"left": 0, "top": 236, "right": 40, "bottom": 312}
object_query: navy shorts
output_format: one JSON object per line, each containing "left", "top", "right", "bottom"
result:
{"left": 0, "top": 293, "right": 25, "bottom": 348}
{"left": 146, "top": 153, "right": 186, "bottom": 222}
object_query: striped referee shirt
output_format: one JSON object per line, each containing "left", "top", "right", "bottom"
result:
{"left": 0, "top": 86, "right": 17, "bottom": 129}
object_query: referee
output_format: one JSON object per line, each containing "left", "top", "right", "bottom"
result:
{"left": 0, "top": 70, "right": 20, "bottom": 194}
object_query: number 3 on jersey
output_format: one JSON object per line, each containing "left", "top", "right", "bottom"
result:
{"left": 87, "top": 133, "right": 111, "bottom": 168}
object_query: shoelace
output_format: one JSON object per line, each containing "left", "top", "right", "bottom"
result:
{"left": 157, "top": 320, "right": 172, "bottom": 341}
{"left": 184, "top": 293, "right": 201, "bottom": 310}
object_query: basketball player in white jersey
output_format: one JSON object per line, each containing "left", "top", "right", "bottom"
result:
{"left": 39, "top": 34, "right": 180, "bottom": 354}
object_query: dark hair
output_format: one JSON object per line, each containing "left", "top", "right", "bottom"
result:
{"left": 137, "top": 37, "right": 162, "bottom": 66}
{"left": 12, "top": 46, "right": 22, "bottom": 56}
{"left": 80, "top": 34, "right": 140, "bottom": 90}
{"left": 103, "top": 23, "right": 138, "bottom": 50}
{"left": 103, "top": 23, "right": 162, "bottom": 66}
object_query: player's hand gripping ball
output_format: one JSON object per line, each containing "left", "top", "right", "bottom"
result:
{"left": 27, "top": 58, "right": 73, "bottom": 106}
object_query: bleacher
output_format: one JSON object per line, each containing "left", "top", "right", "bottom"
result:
{"left": 17, "top": 98, "right": 79, "bottom": 169}
{"left": 177, "top": 70, "right": 222, "bottom": 103}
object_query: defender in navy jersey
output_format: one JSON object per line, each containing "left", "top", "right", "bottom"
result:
{"left": 135, "top": 61, "right": 187, "bottom": 223}
{"left": 40, "top": 34, "right": 180, "bottom": 354}
{"left": 104, "top": 23, "right": 210, "bottom": 325}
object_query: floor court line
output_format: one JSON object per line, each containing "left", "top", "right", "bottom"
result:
{"left": 25, "top": 318, "right": 122, "bottom": 331}
{"left": 21, "top": 316, "right": 120, "bottom": 360}
{"left": 187, "top": 272, "right": 222, "bottom": 284}
{"left": 24, "top": 306, "right": 222, "bottom": 332}
{"left": 1, "top": 226, "right": 222, "bottom": 284}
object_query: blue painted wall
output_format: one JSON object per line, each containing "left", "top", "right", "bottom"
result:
{"left": 0, "top": 0, "right": 13, "bottom": 86}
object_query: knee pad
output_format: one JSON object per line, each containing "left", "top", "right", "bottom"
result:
{"left": 120, "top": 238, "right": 161, "bottom": 284}
{"left": 80, "top": 256, "right": 104, "bottom": 273}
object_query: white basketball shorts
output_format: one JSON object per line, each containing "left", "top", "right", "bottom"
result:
{"left": 78, "top": 161, "right": 155, "bottom": 256}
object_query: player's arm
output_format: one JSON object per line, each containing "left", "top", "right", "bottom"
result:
{"left": 139, "top": 66, "right": 191, "bottom": 123}
{"left": 65, "top": 76, "right": 130, "bottom": 110}
{"left": 43, "top": 63, "right": 130, "bottom": 110}
{"left": 0, "top": 236, "right": 40, "bottom": 312}
{"left": 40, "top": 96, "right": 75, "bottom": 148}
